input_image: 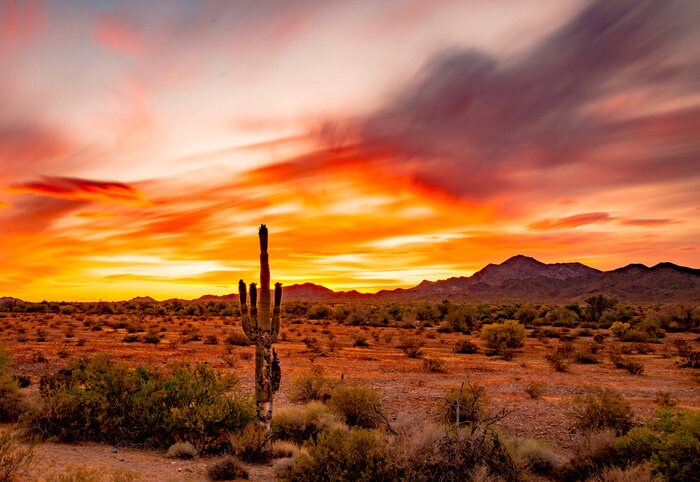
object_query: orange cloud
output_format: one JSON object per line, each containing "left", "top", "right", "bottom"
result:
{"left": 528, "top": 212, "right": 614, "bottom": 230}
{"left": 8, "top": 176, "right": 149, "bottom": 206}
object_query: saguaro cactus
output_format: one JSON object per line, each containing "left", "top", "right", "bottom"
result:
{"left": 239, "top": 224, "right": 282, "bottom": 434}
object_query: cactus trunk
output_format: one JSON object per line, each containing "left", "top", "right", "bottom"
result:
{"left": 239, "top": 225, "right": 281, "bottom": 436}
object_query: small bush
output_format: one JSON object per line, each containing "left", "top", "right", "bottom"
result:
{"left": 422, "top": 358, "right": 446, "bottom": 373}
{"left": 440, "top": 383, "right": 485, "bottom": 426}
{"left": 398, "top": 336, "right": 423, "bottom": 358}
{"left": 46, "top": 465, "right": 138, "bottom": 482}
{"left": 508, "top": 437, "right": 561, "bottom": 476}
{"left": 207, "top": 456, "right": 249, "bottom": 481}
{"left": 288, "top": 368, "right": 339, "bottom": 403}
{"left": 610, "top": 352, "right": 645, "bottom": 375}
{"left": 545, "top": 349, "right": 569, "bottom": 372}
{"left": 165, "top": 441, "right": 198, "bottom": 459}
{"left": 0, "top": 347, "right": 24, "bottom": 423}
{"left": 0, "top": 430, "right": 34, "bottom": 482}
{"left": 328, "top": 383, "right": 382, "bottom": 429}
{"left": 525, "top": 382, "right": 545, "bottom": 399}
{"left": 654, "top": 391, "right": 679, "bottom": 408}
{"left": 281, "top": 428, "right": 394, "bottom": 482}
{"left": 225, "top": 331, "right": 250, "bottom": 346}
{"left": 587, "top": 463, "right": 655, "bottom": 482}
{"left": 230, "top": 424, "right": 271, "bottom": 463}
{"left": 272, "top": 401, "right": 345, "bottom": 444}
{"left": 480, "top": 320, "right": 526, "bottom": 356}
{"left": 555, "top": 430, "right": 618, "bottom": 481}
{"left": 568, "top": 386, "right": 634, "bottom": 435}
{"left": 454, "top": 339, "right": 479, "bottom": 354}
{"left": 649, "top": 409, "right": 700, "bottom": 482}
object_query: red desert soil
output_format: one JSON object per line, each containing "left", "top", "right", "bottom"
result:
{"left": 2, "top": 312, "right": 698, "bottom": 480}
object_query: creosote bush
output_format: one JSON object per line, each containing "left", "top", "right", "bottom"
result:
{"left": 272, "top": 401, "right": 345, "bottom": 444}
{"left": 22, "top": 355, "right": 255, "bottom": 452}
{"left": 480, "top": 320, "right": 526, "bottom": 356}
{"left": 165, "top": 441, "right": 198, "bottom": 459}
{"left": 207, "top": 456, "right": 249, "bottom": 481}
{"left": 288, "top": 367, "right": 339, "bottom": 403}
{"left": 328, "top": 383, "right": 382, "bottom": 429}
{"left": 0, "top": 347, "right": 25, "bottom": 423}
{"left": 568, "top": 386, "right": 634, "bottom": 435}
{"left": 0, "top": 430, "right": 34, "bottom": 482}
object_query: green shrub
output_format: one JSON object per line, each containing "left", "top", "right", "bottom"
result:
{"left": 207, "top": 456, "right": 249, "bottom": 480}
{"left": 328, "top": 383, "right": 382, "bottom": 429}
{"left": 610, "top": 322, "right": 630, "bottom": 338}
{"left": 480, "top": 320, "right": 526, "bottom": 356}
{"left": 22, "top": 356, "right": 255, "bottom": 451}
{"left": 288, "top": 368, "right": 339, "bottom": 403}
{"left": 0, "top": 430, "right": 34, "bottom": 482}
{"left": 0, "top": 347, "right": 24, "bottom": 423}
{"left": 280, "top": 428, "right": 395, "bottom": 482}
{"left": 272, "top": 401, "right": 345, "bottom": 444}
{"left": 568, "top": 387, "right": 634, "bottom": 435}
{"left": 649, "top": 409, "right": 700, "bottom": 482}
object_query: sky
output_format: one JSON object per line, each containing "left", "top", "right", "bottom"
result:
{"left": 1, "top": 0, "right": 699, "bottom": 301}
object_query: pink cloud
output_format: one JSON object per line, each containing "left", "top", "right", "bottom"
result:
{"left": 94, "top": 15, "right": 142, "bottom": 56}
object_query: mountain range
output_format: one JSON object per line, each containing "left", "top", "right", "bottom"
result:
{"left": 188, "top": 255, "right": 700, "bottom": 303}
{"left": 2, "top": 256, "right": 698, "bottom": 304}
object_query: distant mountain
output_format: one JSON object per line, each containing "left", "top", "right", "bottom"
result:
{"left": 129, "top": 296, "right": 158, "bottom": 303}
{"left": 3, "top": 256, "right": 698, "bottom": 303}
{"left": 0, "top": 296, "right": 22, "bottom": 304}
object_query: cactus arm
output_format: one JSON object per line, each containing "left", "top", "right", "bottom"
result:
{"left": 239, "top": 280, "right": 257, "bottom": 342}
{"left": 271, "top": 282, "right": 282, "bottom": 342}
{"left": 249, "top": 282, "right": 258, "bottom": 329}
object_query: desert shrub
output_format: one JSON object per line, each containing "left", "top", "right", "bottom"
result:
{"left": 555, "top": 430, "right": 619, "bottom": 481}
{"left": 480, "top": 320, "right": 526, "bottom": 356}
{"left": 587, "top": 463, "right": 655, "bottom": 482}
{"left": 225, "top": 331, "right": 250, "bottom": 346}
{"left": 674, "top": 340, "right": 700, "bottom": 368}
{"left": 328, "top": 383, "right": 382, "bottom": 429}
{"left": 545, "top": 348, "right": 570, "bottom": 372}
{"left": 440, "top": 383, "right": 485, "bottom": 426}
{"left": 525, "top": 382, "right": 545, "bottom": 399}
{"left": 288, "top": 367, "right": 339, "bottom": 403}
{"left": 142, "top": 329, "right": 160, "bottom": 344}
{"left": 574, "top": 348, "right": 600, "bottom": 364}
{"left": 46, "top": 465, "right": 137, "bottom": 482}
{"left": 0, "top": 430, "right": 34, "bottom": 482}
{"left": 610, "top": 351, "right": 645, "bottom": 375}
{"left": 654, "top": 391, "right": 678, "bottom": 408}
{"left": 230, "top": 423, "right": 271, "bottom": 463}
{"left": 0, "top": 348, "right": 24, "bottom": 423}
{"left": 398, "top": 336, "right": 423, "bottom": 358}
{"left": 610, "top": 322, "right": 630, "bottom": 338}
{"left": 207, "top": 456, "right": 249, "bottom": 481}
{"left": 507, "top": 437, "right": 561, "bottom": 476}
{"left": 612, "top": 427, "right": 660, "bottom": 467}
{"left": 272, "top": 401, "right": 345, "bottom": 444}
{"left": 454, "top": 339, "right": 479, "bottom": 354}
{"left": 568, "top": 386, "right": 634, "bottom": 435}
{"left": 620, "top": 329, "right": 652, "bottom": 343}
{"left": 390, "top": 420, "right": 519, "bottom": 482}
{"left": 422, "top": 358, "right": 446, "bottom": 373}
{"left": 280, "top": 428, "right": 395, "bottom": 482}
{"left": 165, "top": 441, "right": 198, "bottom": 459}
{"left": 204, "top": 335, "right": 219, "bottom": 345}
{"left": 23, "top": 356, "right": 255, "bottom": 451}
{"left": 649, "top": 409, "right": 700, "bottom": 482}
{"left": 351, "top": 332, "right": 370, "bottom": 347}
{"left": 439, "top": 305, "right": 480, "bottom": 333}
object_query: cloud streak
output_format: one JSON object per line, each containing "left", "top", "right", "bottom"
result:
{"left": 8, "top": 176, "right": 149, "bottom": 206}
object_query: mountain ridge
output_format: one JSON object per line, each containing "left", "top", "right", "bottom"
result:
{"left": 3, "top": 256, "right": 698, "bottom": 303}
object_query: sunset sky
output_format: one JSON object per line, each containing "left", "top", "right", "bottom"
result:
{"left": 1, "top": 0, "right": 699, "bottom": 301}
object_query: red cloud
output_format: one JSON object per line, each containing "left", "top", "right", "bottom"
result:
{"left": 619, "top": 218, "right": 675, "bottom": 227}
{"left": 8, "top": 176, "right": 149, "bottom": 206}
{"left": 528, "top": 212, "right": 614, "bottom": 230}
{"left": 94, "top": 15, "right": 142, "bottom": 56}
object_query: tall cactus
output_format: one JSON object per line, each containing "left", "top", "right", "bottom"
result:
{"left": 239, "top": 224, "right": 282, "bottom": 434}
